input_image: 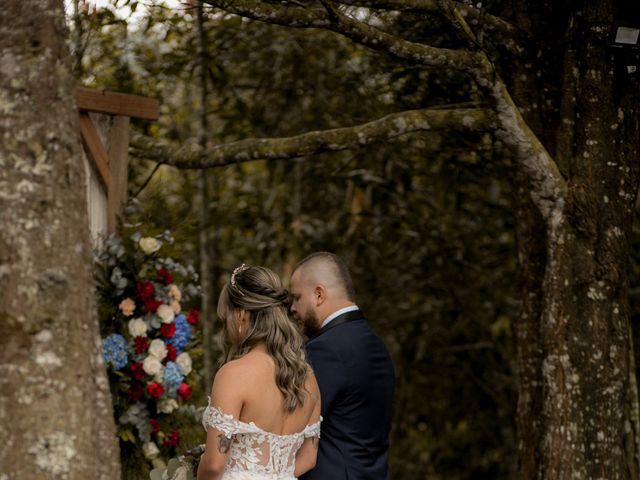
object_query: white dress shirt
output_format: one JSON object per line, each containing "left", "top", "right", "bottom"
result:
{"left": 320, "top": 305, "right": 360, "bottom": 329}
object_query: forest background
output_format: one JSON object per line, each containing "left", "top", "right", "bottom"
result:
{"left": 70, "top": 0, "right": 640, "bottom": 477}
{"left": 73, "top": 1, "right": 521, "bottom": 477}
{"left": 2, "top": 0, "right": 640, "bottom": 478}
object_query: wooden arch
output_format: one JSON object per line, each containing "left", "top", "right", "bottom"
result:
{"left": 75, "top": 87, "right": 159, "bottom": 240}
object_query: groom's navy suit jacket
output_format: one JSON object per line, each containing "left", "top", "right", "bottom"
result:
{"left": 301, "top": 309, "right": 395, "bottom": 480}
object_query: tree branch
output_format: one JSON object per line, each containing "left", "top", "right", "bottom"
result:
{"left": 338, "top": 0, "right": 521, "bottom": 50}
{"left": 202, "top": 1, "right": 564, "bottom": 226}
{"left": 130, "top": 107, "right": 497, "bottom": 169}
{"left": 202, "top": 0, "right": 490, "bottom": 77}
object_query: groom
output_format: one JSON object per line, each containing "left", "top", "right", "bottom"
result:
{"left": 290, "top": 252, "right": 395, "bottom": 480}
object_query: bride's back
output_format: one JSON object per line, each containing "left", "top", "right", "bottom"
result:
{"left": 199, "top": 265, "right": 321, "bottom": 479}
{"left": 225, "top": 347, "right": 319, "bottom": 436}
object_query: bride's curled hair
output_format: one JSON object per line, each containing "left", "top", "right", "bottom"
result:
{"left": 217, "top": 265, "right": 309, "bottom": 412}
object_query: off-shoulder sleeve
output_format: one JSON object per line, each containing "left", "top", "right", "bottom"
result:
{"left": 303, "top": 417, "right": 322, "bottom": 439}
{"left": 201, "top": 403, "right": 239, "bottom": 437}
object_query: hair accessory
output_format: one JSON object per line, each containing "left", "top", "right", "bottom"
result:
{"left": 230, "top": 264, "right": 248, "bottom": 295}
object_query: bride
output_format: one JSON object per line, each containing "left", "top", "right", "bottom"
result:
{"left": 198, "top": 265, "right": 321, "bottom": 480}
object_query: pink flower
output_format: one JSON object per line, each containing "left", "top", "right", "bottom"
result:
{"left": 119, "top": 298, "right": 136, "bottom": 317}
{"left": 170, "top": 300, "right": 181, "bottom": 314}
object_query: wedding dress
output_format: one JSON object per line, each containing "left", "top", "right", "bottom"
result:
{"left": 202, "top": 398, "right": 321, "bottom": 480}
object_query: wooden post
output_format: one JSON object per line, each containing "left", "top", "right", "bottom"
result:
{"left": 75, "top": 87, "right": 159, "bottom": 236}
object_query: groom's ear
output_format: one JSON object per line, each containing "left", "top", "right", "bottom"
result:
{"left": 314, "top": 285, "right": 326, "bottom": 306}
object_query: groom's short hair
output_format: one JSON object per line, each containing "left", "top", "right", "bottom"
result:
{"left": 294, "top": 252, "right": 356, "bottom": 301}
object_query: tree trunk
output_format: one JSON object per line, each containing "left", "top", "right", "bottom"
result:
{"left": 508, "top": 0, "right": 640, "bottom": 477}
{"left": 0, "top": 1, "right": 120, "bottom": 478}
{"left": 196, "top": 0, "right": 218, "bottom": 390}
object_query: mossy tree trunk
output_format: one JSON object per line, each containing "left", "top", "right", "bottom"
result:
{"left": 0, "top": 1, "right": 120, "bottom": 478}
{"left": 507, "top": 0, "right": 640, "bottom": 477}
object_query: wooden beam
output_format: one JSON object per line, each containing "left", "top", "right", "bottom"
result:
{"left": 75, "top": 87, "right": 160, "bottom": 120}
{"left": 79, "top": 112, "right": 111, "bottom": 191}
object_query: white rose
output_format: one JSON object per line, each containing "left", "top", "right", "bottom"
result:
{"left": 142, "top": 441, "right": 160, "bottom": 460}
{"left": 176, "top": 352, "right": 192, "bottom": 376}
{"left": 139, "top": 237, "right": 161, "bottom": 254}
{"left": 127, "top": 318, "right": 147, "bottom": 337}
{"left": 148, "top": 339, "right": 167, "bottom": 361}
{"left": 142, "top": 355, "right": 163, "bottom": 376}
{"left": 158, "top": 398, "right": 179, "bottom": 414}
{"left": 157, "top": 304, "right": 175, "bottom": 324}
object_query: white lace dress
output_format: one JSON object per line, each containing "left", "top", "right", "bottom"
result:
{"left": 202, "top": 399, "right": 321, "bottom": 480}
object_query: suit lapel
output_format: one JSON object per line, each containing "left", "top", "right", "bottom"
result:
{"left": 306, "top": 309, "right": 364, "bottom": 341}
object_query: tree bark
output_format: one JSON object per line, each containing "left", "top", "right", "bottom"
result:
{"left": 130, "top": 107, "right": 497, "bottom": 168}
{"left": 196, "top": 0, "right": 217, "bottom": 390}
{"left": 507, "top": 0, "right": 640, "bottom": 477}
{"left": 0, "top": 1, "right": 120, "bottom": 478}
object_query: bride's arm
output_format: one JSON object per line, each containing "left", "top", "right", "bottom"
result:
{"left": 197, "top": 428, "right": 231, "bottom": 480}
{"left": 198, "top": 363, "right": 244, "bottom": 480}
{"left": 293, "top": 432, "right": 320, "bottom": 476}
{"left": 294, "top": 381, "right": 322, "bottom": 477}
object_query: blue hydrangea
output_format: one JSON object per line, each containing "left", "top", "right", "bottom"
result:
{"left": 163, "top": 361, "right": 184, "bottom": 397}
{"left": 103, "top": 333, "right": 128, "bottom": 371}
{"left": 167, "top": 314, "right": 192, "bottom": 354}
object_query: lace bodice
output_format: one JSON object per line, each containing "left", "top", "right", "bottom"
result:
{"left": 202, "top": 399, "right": 321, "bottom": 480}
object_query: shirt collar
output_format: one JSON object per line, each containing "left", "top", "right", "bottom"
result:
{"left": 320, "top": 305, "right": 359, "bottom": 329}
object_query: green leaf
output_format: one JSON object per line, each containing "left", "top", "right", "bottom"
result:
{"left": 119, "top": 428, "right": 137, "bottom": 443}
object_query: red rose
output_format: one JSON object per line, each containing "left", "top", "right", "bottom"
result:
{"left": 160, "top": 322, "right": 176, "bottom": 338}
{"left": 127, "top": 384, "right": 144, "bottom": 402}
{"left": 147, "top": 382, "right": 164, "bottom": 398}
{"left": 149, "top": 418, "right": 160, "bottom": 435}
{"left": 129, "top": 361, "right": 145, "bottom": 380}
{"left": 158, "top": 268, "right": 174, "bottom": 286}
{"left": 136, "top": 281, "right": 155, "bottom": 301}
{"left": 163, "top": 430, "right": 180, "bottom": 448}
{"left": 144, "top": 299, "right": 162, "bottom": 313}
{"left": 133, "top": 336, "right": 150, "bottom": 355}
{"left": 166, "top": 344, "right": 177, "bottom": 362}
{"left": 187, "top": 309, "right": 200, "bottom": 325}
{"left": 178, "top": 383, "right": 192, "bottom": 401}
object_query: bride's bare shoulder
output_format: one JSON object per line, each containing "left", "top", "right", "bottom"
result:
{"left": 215, "top": 357, "right": 254, "bottom": 380}
{"left": 211, "top": 358, "right": 255, "bottom": 393}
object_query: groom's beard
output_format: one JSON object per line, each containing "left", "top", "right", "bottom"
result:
{"left": 300, "top": 310, "right": 321, "bottom": 338}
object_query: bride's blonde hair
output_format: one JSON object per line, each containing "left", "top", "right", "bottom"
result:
{"left": 217, "top": 265, "right": 309, "bottom": 412}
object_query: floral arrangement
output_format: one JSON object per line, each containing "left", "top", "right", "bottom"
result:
{"left": 96, "top": 227, "right": 202, "bottom": 470}
{"left": 149, "top": 444, "right": 204, "bottom": 480}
